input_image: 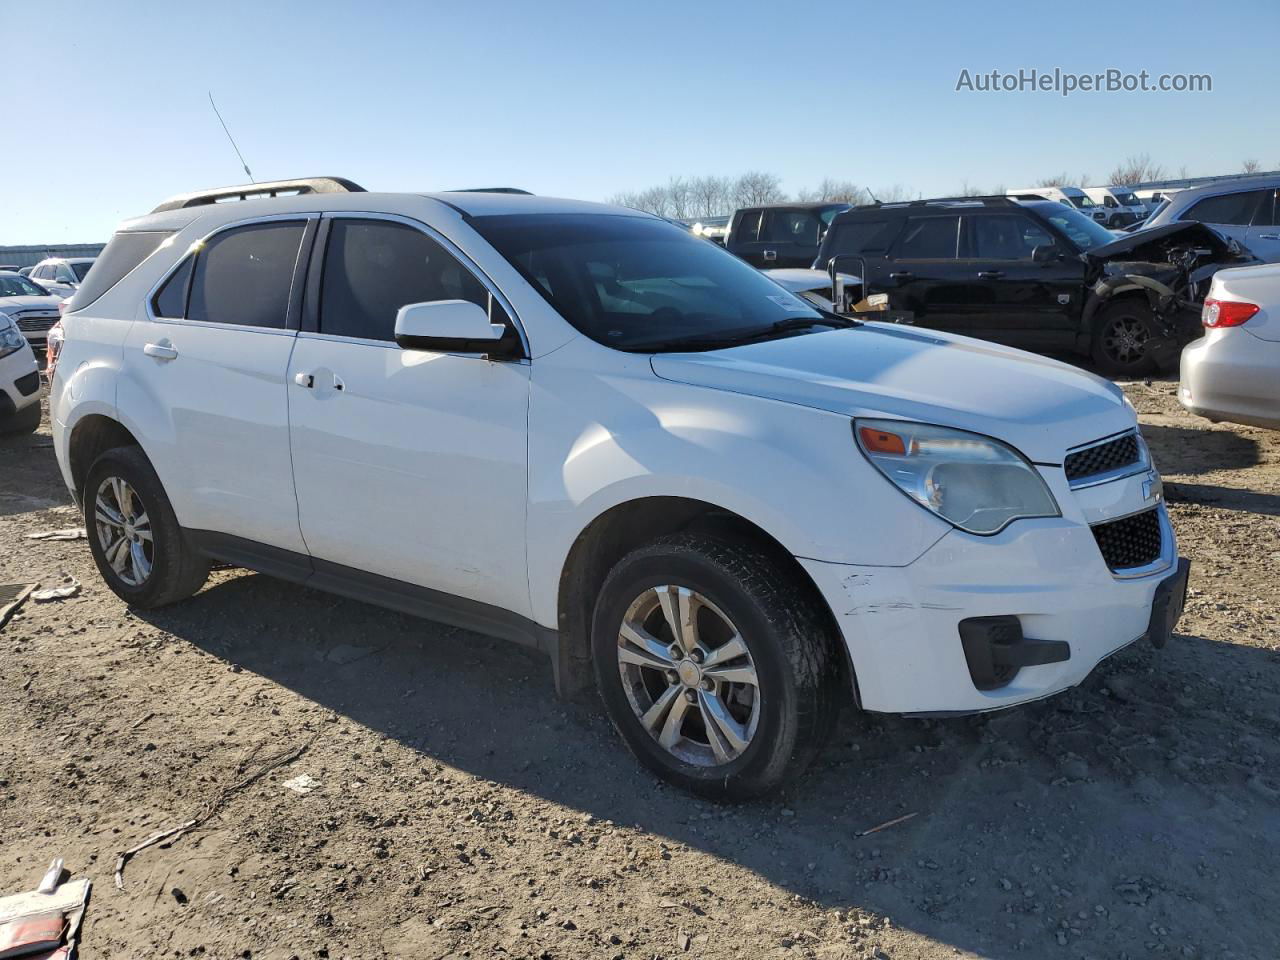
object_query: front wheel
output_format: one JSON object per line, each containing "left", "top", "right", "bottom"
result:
{"left": 1091, "top": 300, "right": 1159, "bottom": 377}
{"left": 591, "top": 534, "right": 842, "bottom": 800}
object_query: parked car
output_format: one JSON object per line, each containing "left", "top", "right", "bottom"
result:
{"left": 27, "top": 257, "right": 96, "bottom": 298}
{"left": 0, "top": 264, "right": 20, "bottom": 273}
{"left": 1180, "top": 263, "right": 1280, "bottom": 429}
{"left": 1142, "top": 176, "right": 1280, "bottom": 262}
{"left": 1007, "top": 186, "right": 1108, "bottom": 223}
{"left": 725, "top": 202, "right": 850, "bottom": 268}
{"left": 0, "top": 310, "right": 41, "bottom": 434}
{"left": 0, "top": 271, "right": 66, "bottom": 350}
{"left": 815, "top": 196, "right": 1252, "bottom": 374}
{"left": 1134, "top": 187, "right": 1182, "bottom": 218}
{"left": 53, "top": 176, "right": 1189, "bottom": 799}
{"left": 1082, "top": 186, "right": 1147, "bottom": 229}
{"left": 16, "top": 266, "right": 34, "bottom": 277}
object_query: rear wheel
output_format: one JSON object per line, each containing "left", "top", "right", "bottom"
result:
{"left": 84, "top": 446, "right": 209, "bottom": 608}
{"left": 1091, "top": 300, "right": 1159, "bottom": 377}
{"left": 591, "top": 533, "right": 842, "bottom": 800}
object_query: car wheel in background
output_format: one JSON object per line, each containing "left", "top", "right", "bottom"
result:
{"left": 84, "top": 446, "right": 210, "bottom": 608}
{"left": 591, "top": 533, "right": 842, "bottom": 800}
{"left": 1, "top": 401, "right": 40, "bottom": 435}
{"left": 1091, "top": 300, "right": 1159, "bottom": 376}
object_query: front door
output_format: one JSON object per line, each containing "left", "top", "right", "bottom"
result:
{"left": 286, "top": 215, "right": 532, "bottom": 617}
{"left": 961, "top": 211, "right": 1084, "bottom": 349}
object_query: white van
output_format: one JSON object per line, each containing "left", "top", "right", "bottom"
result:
{"left": 1082, "top": 186, "right": 1148, "bottom": 228}
{"left": 1134, "top": 187, "right": 1183, "bottom": 219}
{"left": 1007, "top": 186, "right": 1109, "bottom": 224}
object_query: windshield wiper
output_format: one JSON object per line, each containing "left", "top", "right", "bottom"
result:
{"left": 629, "top": 315, "right": 856, "bottom": 353}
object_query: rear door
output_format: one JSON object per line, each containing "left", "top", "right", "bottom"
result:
{"left": 961, "top": 211, "right": 1084, "bottom": 348}
{"left": 119, "top": 216, "right": 313, "bottom": 553}
{"left": 757, "top": 208, "right": 825, "bottom": 268}
{"left": 1244, "top": 189, "right": 1280, "bottom": 262}
{"left": 868, "top": 214, "right": 971, "bottom": 330}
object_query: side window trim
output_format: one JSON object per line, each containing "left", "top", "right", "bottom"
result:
{"left": 145, "top": 214, "right": 316, "bottom": 332}
{"left": 307, "top": 211, "right": 528, "bottom": 357}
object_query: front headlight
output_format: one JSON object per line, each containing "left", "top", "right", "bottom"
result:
{"left": 0, "top": 313, "right": 27, "bottom": 359}
{"left": 855, "top": 419, "right": 1060, "bottom": 535}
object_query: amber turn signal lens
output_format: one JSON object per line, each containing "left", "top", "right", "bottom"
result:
{"left": 858, "top": 426, "right": 907, "bottom": 455}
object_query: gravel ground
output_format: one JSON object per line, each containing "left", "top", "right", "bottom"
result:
{"left": 1, "top": 377, "right": 1277, "bottom": 960}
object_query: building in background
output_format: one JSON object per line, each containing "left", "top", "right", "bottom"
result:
{"left": 0, "top": 243, "right": 106, "bottom": 269}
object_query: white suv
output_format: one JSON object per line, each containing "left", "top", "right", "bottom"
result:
{"left": 51, "top": 177, "right": 1189, "bottom": 799}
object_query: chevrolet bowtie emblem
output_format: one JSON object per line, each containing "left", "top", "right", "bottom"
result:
{"left": 1142, "top": 471, "right": 1162, "bottom": 503}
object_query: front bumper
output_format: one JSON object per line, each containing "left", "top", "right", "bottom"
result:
{"left": 800, "top": 504, "right": 1183, "bottom": 715}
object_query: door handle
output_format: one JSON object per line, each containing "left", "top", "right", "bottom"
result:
{"left": 294, "top": 372, "right": 314, "bottom": 388}
{"left": 977, "top": 270, "right": 1005, "bottom": 279}
{"left": 143, "top": 342, "right": 178, "bottom": 361}
{"left": 888, "top": 271, "right": 915, "bottom": 281}
{"left": 762, "top": 250, "right": 777, "bottom": 261}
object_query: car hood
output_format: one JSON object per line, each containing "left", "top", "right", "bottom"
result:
{"left": 0, "top": 295, "right": 62, "bottom": 312}
{"left": 1086, "top": 220, "right": 1237, "bottom": 261}
{"left": 649, "top": 323, "right": 1133, "bottom": 463}
{"left": 764, "top": 268, "right": 861, "bottom": 293}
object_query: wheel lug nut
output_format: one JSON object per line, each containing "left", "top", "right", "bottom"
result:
{"left": 684, "top": 689, "right": 698, "bottom": 704}
{"left": 701, "top": 678, "right": 714, "bottom": 691}
{"left": 689, "top": 649, "right": 704, "bottom": 664}
{"left": 666, "top": 670, "right": 679, "bottom": 685}
{"left": 669, "top": 645, "right": 682, "bottom": 660}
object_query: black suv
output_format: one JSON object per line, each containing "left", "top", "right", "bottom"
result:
{"left": 726, "top": 202, "right": 850, "bottom": 268}
{"left": 814, "top": 196, "right": 1249, "bottom": 375}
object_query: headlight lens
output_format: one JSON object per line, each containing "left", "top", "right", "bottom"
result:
{"left": 855, "top": 419, "right": 1060, "bottom": 535}
{"left": 0, "top": 312, "right": 27, "bottom": 359}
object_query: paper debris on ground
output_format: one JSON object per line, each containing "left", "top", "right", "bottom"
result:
{"left": 25, "top": 528, "right": 88, "bottom": 541}
{"left": 283, "top": 774, "right": 320, "bottom": 795}
{"left": 0, "top": 873, "right": 91, "bottom": 960}
{"left": 32, "top": 578, "right": 81, "bottom": 602}
{"left": 0, "top": 584, "right": 36, "bottom": 631}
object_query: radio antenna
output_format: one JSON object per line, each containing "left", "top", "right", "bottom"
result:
{"left": 208, "top": 91, "right": 254, "bottom": 183}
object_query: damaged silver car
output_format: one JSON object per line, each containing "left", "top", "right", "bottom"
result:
{"left": 811, "top": 196, "right": 1255, "bottom": 375}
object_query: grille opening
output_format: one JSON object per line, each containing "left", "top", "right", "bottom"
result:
{"left": 1091, "top": 508, "right": 1163, "bottom": 571}
{"left": 1065, "top": 432, "right": 1142, "bottom": 484}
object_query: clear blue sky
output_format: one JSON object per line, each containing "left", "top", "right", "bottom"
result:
{"left": 7, "top": 0, "right": 1278, "bottom": 242}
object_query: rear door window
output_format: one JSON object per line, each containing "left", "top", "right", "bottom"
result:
{"left": 895, "top": 216, "right": 961, "bottom": 259}
{"left": 152, "top": 221, "right": 305, "bottom": 328}
{"left": 824, "top": 219, "right": 901, "bottom": 259}
{"left": 317, "top": 218, "right": 491, "bottom": 342}
{"left": 1182, "top": 190, "right": 1268, "bottom": 226}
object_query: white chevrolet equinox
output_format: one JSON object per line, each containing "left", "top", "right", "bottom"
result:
{"left": 51, "top": 178, "right": 1190, "bottom": 799}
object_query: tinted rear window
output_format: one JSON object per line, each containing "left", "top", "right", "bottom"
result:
{"left": 71, "top": 232, "right": 173, "bottom": 310}
{"left": 896, "top": 216, "right": 960, "bottom": 259}
{"left": 732, "top": 210, "right": 760, "bottom": 243}
{"left": 1182, "top": 190, "right": 1268, "bottom": 226}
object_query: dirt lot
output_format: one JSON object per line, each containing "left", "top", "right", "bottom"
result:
{"left": 1, "top": 378, "right": 1277, "bottom": 960}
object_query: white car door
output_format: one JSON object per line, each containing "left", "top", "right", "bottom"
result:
{"left": 118, "top": 216, "right": 314, "bottom": 554}
{"left": 286, "top": 214, "right": 532, "bottom": 619}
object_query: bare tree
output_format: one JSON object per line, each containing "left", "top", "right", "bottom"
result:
{"left": 1242, "top": 159, "right": 1261, "bottom": 175}
{"left": 733, "top": 171, "right": 787, "bottom": 207}
{"left": 797, "top": 177, "right": 867, "bottom": 204}
{"left": 1107, "top": 153, "right": 1166, "bottom": 186}
{"left": 1037, "top": 173, "right": 1072, "bottom": 187}
{"left": 688, "top": 175, "right": 734, "bottom": 218}
{"left": 870, "top": 184, "right": 914, "bottom": 203}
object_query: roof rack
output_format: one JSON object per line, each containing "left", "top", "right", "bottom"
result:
{"left": 863, "top": 195, "right": 1020, "bottom": 209}
{"left": 446, "top": 187, "right": 534, "bottom": 195}
{"left": 150, "top": 176, "right": 367, "bottom": 213}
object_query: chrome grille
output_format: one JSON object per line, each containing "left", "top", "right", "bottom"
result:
{"left": 1090, "top": 508, "right": 1163, "bottom": 571}
{"left": 13, "top": 311, "right": 59, "bottom": 335}
{"left": 1065, "top": 432, "right": 1143, "bottom": 486}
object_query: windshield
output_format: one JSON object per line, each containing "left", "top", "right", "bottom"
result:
{"left": 1068, "top": 194, "right": 1096, "bottom": 208}
{"left": 471, "top": 213, "right": 828, "bottom": 351}
{"left": 71, "top": 261, "right": 94, "bottom": 281}
{"left": 0, "top": 275, "right": 49, "bottom": 298}
{"left": 1029, "top": 203, "right": 1118, "bottom": 250}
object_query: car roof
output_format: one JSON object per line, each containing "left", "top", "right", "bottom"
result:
{"left": 428, "top": 191, "right": 646, "bottom": 218}
{"left": 1166, "top": 175, "right": 1280, "bottom": 202}
{"left": 738, "top": 202, "right": 849, "bottom": 212}
{"left": 37, "top": 256, "right": 95, "bottom": 264}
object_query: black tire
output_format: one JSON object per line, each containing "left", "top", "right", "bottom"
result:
{"left": 84, "top": 446, "right": 209, "bottom": 608}
{"left": 591, "top": 533, "right": 842, "bottom": 800}
{"left": 1, "top": 400, "right": 40, "bottom": 435}
{"left": 1090, "top": 300, "right": 1159, "bottom": 377}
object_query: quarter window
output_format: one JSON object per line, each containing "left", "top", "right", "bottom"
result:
{"left": 318, "top": 219, "right": 491, "bottom": 342}
{"left": 896, "top": 216, "right": 961, "bottom": 259}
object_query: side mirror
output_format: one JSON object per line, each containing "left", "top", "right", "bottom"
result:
{"left": 1031, "top": 244, "right": 1060, "bottom": 264}
{"left": 394, "top": 299, "right": 513, "bottom": 356}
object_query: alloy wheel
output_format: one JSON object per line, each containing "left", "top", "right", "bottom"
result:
{"left": 616, "top": 585, "right": 760, "bottom": 767}
{"left": 93, "top": 476, "right": 154, "bottom": 587}
{"left": 1102, "top": 313, "right": 1150, "bottom": 366}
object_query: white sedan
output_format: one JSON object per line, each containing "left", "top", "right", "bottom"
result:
{"left": 1180, "top": 263, "right": 1280, "bottom": 430}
